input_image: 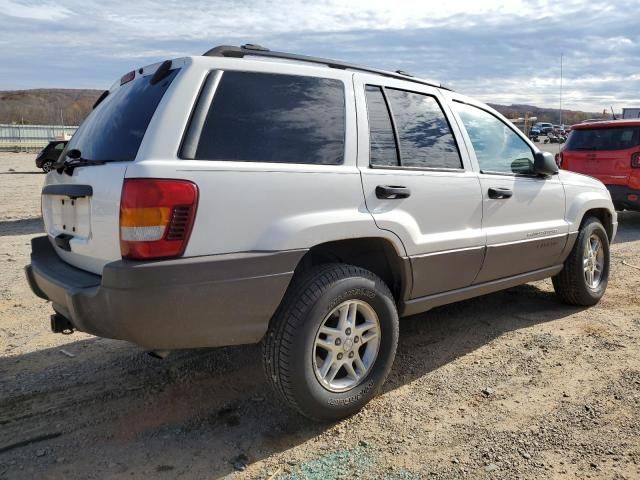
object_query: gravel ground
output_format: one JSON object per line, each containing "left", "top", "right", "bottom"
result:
{"left": 1, "top": 151, "right": 639, "bottom": 480}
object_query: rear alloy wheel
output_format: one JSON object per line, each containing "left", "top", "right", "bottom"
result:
{"left": 553, "top": 217, "right": 610, "bottom": 306}
{"left": 263, "top": 263, "right": 399, "bottom": 421}
{"left": 42, "top": 161, "right": 54, "bottom": 173}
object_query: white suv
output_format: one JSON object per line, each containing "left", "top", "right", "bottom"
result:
{"left": 26, "top": 45, "right": 617, "bottom": 421}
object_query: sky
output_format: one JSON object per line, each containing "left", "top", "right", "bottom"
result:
{"left": 0, "top": 0, "right": 639, "bottom": 111}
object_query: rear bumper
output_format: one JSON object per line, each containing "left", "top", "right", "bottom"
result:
{"left": 606, "top": 185, "right": 640, "bottom": 211}
{"left": 25, "top": 236, "right": 305, "bottom": 349}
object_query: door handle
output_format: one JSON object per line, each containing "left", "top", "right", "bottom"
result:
{"left": 488, "top": 187, "right": 513, "bottom": 199}
{"left": 376, "top": 185, "right": 411, "bottom": 199}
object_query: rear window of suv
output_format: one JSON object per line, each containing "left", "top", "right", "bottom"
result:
{"left": 64, "top": 69, "right": 180, "bottom": 162}
{"left": 566, "top": 127, "right": 640, "bottom": 151}
{"left": 193, "top": 71, "right": 345, "bottom": 165}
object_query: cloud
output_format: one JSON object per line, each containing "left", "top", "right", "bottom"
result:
{"left": 0, "top": 0, "right": 72, "bottom": 20}
{"left": 0, "top": 0, "right": 639, "bottom": 111}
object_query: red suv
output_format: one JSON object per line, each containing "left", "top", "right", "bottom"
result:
{"left": 559, "top": 120, "right": 640, "bottom": 211}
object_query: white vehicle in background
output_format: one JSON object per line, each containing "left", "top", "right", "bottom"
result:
{"left": 26, "top": 45, "right": 617, "bottom": 421}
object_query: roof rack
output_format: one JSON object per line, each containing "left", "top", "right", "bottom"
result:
{"left": 202, "top": 44, "right": 450, "bottom": 91}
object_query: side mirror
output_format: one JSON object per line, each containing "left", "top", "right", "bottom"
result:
{"left": 66, "top": 149, "right": 81, "bottom": 159}
{"left": 533, "top": 151, "right": 558, "bottom": 176}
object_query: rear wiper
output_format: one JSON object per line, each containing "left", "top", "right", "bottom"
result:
{"left": 54, "top": 149, "right": 106, "bottom": 175}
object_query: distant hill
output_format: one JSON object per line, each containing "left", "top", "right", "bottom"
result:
{"left": 0, "top": 88, "right": 611, "bottom": 127}
{"left": 488, "top": 103, "right": 611, "bottom": 126}
{"left": 0, "top": 89, "right": 102, "bottom": 126}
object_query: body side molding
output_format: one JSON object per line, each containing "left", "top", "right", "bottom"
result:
{"left": 400, "top": 264, "right": 564, "bottom": 317}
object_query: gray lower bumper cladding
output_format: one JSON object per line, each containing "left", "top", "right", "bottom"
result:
{"left": 25, "top": 236, "right": 306, "bottom": 349}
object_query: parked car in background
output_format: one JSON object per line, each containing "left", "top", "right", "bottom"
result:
{"left": 558, "top": 120, "right": 640, "bottom": 211}
{"left": 529, "top": 127, "right": 541, "bottom": 141}
{"left": 35, "top": 140, "right": 67, "bottom": 172}
{"left": 26, "top": 45, "right": 617, "bottom": 421}
{"left": 534, "top": 122, "right": 554, "bottom": 134}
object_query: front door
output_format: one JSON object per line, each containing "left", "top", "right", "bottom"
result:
{"left": 354, "top": 74, "right": 484, "bottom": 299}
{"left": 450, "top": 99, "right": 568, "bottom": 283}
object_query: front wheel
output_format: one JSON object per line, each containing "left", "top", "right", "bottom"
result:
{"left": 552, "top": 217, "right": 610, "bottom": 306}
{"left": 263, "top": 264, "right": 399, "bottom": 421}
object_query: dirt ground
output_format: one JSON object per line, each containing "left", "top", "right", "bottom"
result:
{"left": 0, "top": 151, "right": 639, "bottom": 480}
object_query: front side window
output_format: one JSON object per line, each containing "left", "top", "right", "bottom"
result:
{"left": 194, "top": 71, "right": 345, "bottom": 165}
{"left": 385, "top": 89, "right": 462, "bottom": 169}
{"left": 455, "top": 102, "right": 534, "bottom": 175}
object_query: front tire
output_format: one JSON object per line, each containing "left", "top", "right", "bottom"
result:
{"left": 552, "top": 217, "right": 610, "bottom": 306}
{"left": 263, "top": 264, "right": 399, "bottom": 422}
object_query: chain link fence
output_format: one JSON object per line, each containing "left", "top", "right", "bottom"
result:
{"left": 0, "top": 124, "right": 78, "bottom": 152}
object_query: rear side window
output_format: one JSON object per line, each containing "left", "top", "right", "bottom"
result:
{"left": 194, "top": 71, "right": 345, "bottom": 165}
{"left": 385, "top": 88, "right": 462, "bottom": 169}
{"left": 65, "top": 69, "right": 179, "bottom": 162}
{"left": 566, "top": 127, "right": 640, "bottom": 151}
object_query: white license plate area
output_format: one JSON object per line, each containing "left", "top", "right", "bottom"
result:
{"left": 46, "top": 195, "right": 91, "bottom": 239}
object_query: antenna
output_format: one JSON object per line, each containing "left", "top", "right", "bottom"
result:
{"left": 610, "top": 106, "right": 617, "bottom": 120}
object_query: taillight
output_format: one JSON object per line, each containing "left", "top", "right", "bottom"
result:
{"left": 632, "top": 152, "right": 640, "bottom": 168}
{"left": 119, "top": 179, "right": 198, "bottom": 260}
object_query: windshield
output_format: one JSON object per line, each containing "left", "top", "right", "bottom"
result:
{"left": 566, "top": 126, "right": 640, "bottom": 151}
{"left": 64, "top": 68, "right": 179, "bottom": 162}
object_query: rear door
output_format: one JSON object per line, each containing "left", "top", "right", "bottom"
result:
{"left": 41, "top": 64, "right": 182, "bottom": 274}
{"left": 354, "top": 74, "right": 484, "bottom": 299}
{"left": 449, "top": 97, "right": 568, "bottom": 283}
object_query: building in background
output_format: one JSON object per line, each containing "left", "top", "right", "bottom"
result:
{"left": 622, "top": 108, "right": 640, "bottom": 119}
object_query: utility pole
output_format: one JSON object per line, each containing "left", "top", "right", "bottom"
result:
{"left": 19, "top": 116, "right": 24, "bottom": 153}
{"left": 560, "top": 54, "right": 563, "bottom": 127}
{"left": 60, "top": 109, "right": 65, "bottom": 138}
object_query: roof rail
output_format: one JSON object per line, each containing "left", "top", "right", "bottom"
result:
{"left": 202, "top": 44, "right": 450, "bottom": 91}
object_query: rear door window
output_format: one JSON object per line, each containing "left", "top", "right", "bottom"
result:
{"left": 194, "top": 71, "right": 345, "bottom": 165}
{"left": 364, "top": 85, "right": 399, "bottom": 167}
{"left": 385, "top": 88, "right": 462, "bottom": 169}
{"left": 566, "top": 127, "right": 640, "bottom": 151}
{"left": 65, "top": 69, "right": 180, "bottom": 162}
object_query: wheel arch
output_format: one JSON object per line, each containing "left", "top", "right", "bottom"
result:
{"left": 580, "top": 207, "right": 614, "bottom": 240}
{"left": 292, "top": 237, "right": 411, "bottom": 304}
{"left": 565, "top": 190, "right": 616, "bottom": 241}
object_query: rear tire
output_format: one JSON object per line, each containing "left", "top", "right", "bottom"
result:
{"left": 42, "top": 161, "right": 54, "bottom": 173}
{"left": 262, "top": 263, "right": 399, "bottom": 422}
{"left": 552, "top": 217, "right": 610, "bottom": 306}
